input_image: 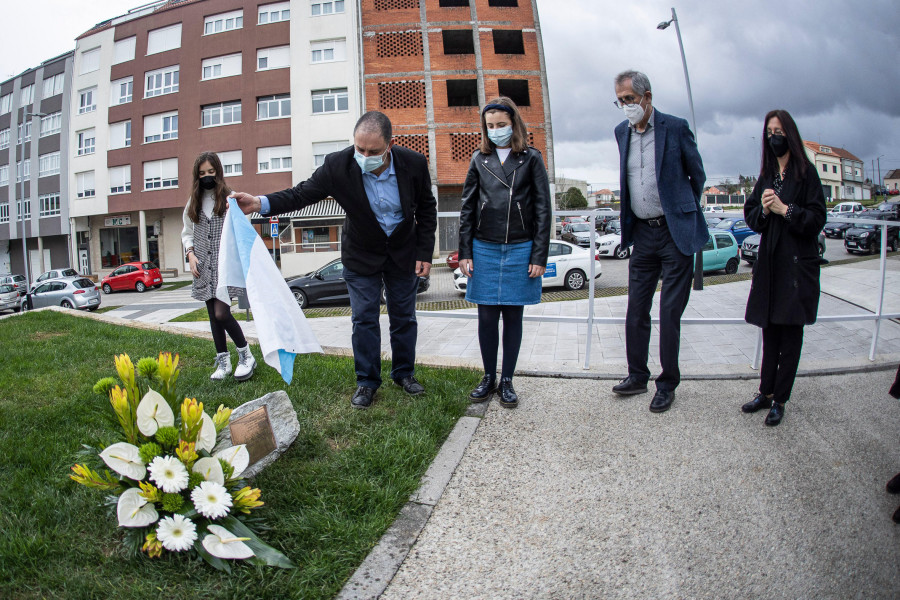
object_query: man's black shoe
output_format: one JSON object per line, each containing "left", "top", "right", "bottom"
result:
{"left": 741, "top": 392, "right": 773, "bottom": 413}
{"left": 469, "top": 374, "right": 497, "bottom": 403}
{"left": 764, "top": 401, "right": 785, "bottom": 426}
{"left": 612, "top": 376, "right": 648, "bottom": 396}
{"left": 649, "top": 389, "right": 675, "bottom": 413}
{"left": 394, "top": 376, "right": 425, "bottom": 396}
{"left": 351, "top": 386, "right": 376, "bottom": 409}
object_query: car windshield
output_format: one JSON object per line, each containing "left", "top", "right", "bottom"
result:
{"left": 73, "top": 279, "right": 96, "bottom": 289}
{"left": 61, "top": 269, "right": 78, "bottom": 277}
{"left": 141, "top": 263, "right": 156, "bottom": 270}
{"left": 715, "top": 220, "right": 736, "bottom": 229}
{"left": 570, "top": 223, "right": 591, "bottom": 232}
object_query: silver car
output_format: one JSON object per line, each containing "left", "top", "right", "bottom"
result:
{"left": 22, "top": 277, "right": 102, "bottom": 311}
{"left": 0, "top": 274, "right": 28, "bottom": 296}
{"left": 31, "top": 268, "right": 79, "bottom": 291}
{"left": 0, "top": 284, "right": 20, "bottom": 312}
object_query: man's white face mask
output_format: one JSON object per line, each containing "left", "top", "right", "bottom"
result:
{"left": 623, "top": 97, "right": 646, "bottom": 126}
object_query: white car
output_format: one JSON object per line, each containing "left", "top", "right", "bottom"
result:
{"left": 453, "top": 239, "right": 601, "bottom": 293}
{"left": 594, "top": 232, "right": 632, "bottom": 259}
{"left": 704, "top": 205, "right": 725, "bottom": 213}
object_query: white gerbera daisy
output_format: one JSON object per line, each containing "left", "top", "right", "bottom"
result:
{"left": 191, "top": 481, "right": 233, "bottom": 520}
{"left": 156, "top": 514, "right": 197, "bottom": 552}
{"left": 148, "top": 455, "right": 189, "bottom": 493}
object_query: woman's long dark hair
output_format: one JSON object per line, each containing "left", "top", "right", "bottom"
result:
{"left": 759, "top": 109, "right": 811, "bottom": 182}
{"left": 187, "top": 151, "right": 231, "bottom": 223}
{"left": 479, "top": 96, "right": 529, "bottom": 154}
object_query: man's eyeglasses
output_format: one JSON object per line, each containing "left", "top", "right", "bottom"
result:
{"left": 613, "top": 95, "right": 642, "bottom": 109}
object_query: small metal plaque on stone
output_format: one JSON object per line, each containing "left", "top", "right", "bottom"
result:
{"left": 229, "top": 406, "right": 277, "bottom": 465}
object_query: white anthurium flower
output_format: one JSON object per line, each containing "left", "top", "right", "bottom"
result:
{"left": 116, "top": 487, "right": 159, "bottom": 528}
{"left": 195, "top": 412, "right": 217, "bottom": 453}
{"left": 192, "top": 457, "right": 225, "bottom": 485}
{"left": 136, "top": 389, "right": 175, "bottom": 437}
{"left": 202, "top": 524, "right": 254, "bottom": 560}
{"left": 156, "top": 514, "right": 197, "bottom": 552}
{"left": 99, "top": 442, "right": 146, "bottom": 480}
{"left": 214, "top": 445, "right": 250, "bottom": 480}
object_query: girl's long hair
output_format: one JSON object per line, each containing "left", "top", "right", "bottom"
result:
{"left": 479, "top": 96, "right": 529, "bottom": 154}
{"left": 187, "top": 151, "right": 231, "bottom": 223}
{"left": 759, "top": 109, "right": 811, "bottom": 181}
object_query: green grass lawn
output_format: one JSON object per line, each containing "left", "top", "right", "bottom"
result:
{"left": 0, "top": 311, "right": 475, "bottom": 599}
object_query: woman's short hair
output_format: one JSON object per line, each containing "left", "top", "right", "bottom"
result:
{"left": 479, "top": 96, "right": 529, "bottom": 154}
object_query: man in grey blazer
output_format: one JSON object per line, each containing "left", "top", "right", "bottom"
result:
{"left": 611, "top": 70, "right": 707, "bottom": 412}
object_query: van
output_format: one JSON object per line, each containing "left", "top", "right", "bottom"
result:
{"left": 829, "top": 202, "right": 864, "bottom": 214}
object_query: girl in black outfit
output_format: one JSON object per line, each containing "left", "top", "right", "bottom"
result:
{"left": 741, "top": 110, "right": 826, "bottom": 426}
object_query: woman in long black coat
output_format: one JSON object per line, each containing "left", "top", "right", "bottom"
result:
{"left": 741, "top": 109, "right": 827, "bottom": 426}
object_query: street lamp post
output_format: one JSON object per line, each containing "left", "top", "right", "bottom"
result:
{"left": 658, "top": 7, "right": 703, "bottom": 290}
{"left": 18, "top": 111, "right": 45, "bottom": 288}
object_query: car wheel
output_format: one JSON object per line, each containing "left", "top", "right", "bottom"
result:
{"left": 61, "top": 300, "right": 74, "bottom": 309}
{"left": 102, "top": 283, "right": 112, "bottom": 294}
{"left": 292, "top": 289, "right": 308, "bottom": 309}
{"left": 724, "top": 257, "right": 739, "bottom": 275}
{"left": 135, "top": 281, "right": 146, "bottom": 293}
{"left": 564, "top": 269, "right": 586, "bottom": 291}
{"left": 614, "top": 245, "right": 630, "bottom": 259}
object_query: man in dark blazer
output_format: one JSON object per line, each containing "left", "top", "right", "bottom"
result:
{"left": 611, "top": 70, "right": 707, "bottom": 413}
{"left": 233, "top": 111, "right": 437, "bottom": 408}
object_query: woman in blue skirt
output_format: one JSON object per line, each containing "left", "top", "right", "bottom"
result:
{"left": 458, "top": 97, "right": 552, "bottom": 408}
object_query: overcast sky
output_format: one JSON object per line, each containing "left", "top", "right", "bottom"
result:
{"left": 4, "top": 0, "right": 900, "bottom": 190}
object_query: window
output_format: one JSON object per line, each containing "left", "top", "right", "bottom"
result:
{"left": 39, "top": 151, "right": 60, "bottom": 177}
{"left": 144, "top": 111, "right": 178, "bottom": 143}
{"left": 39, "top": 193, "right": 60, "bottom": 217}
{"left": 76, "top": 171, "right": 95, "bottom": 198}
{"left": 259, "top": 2, "right": 290, "bottom": 24}
{"left": 109, "top": 165, "right": 131, "bottom": 194}
{"left": 855, "top": 168, "right": 861, "bottom": 177}
{"left": 312, "top": 141, "right": 347, "bottom": 167}
{"left": 144, "top": 66, "right": 179, "bottom": 97}
{"left": 40, "top": 112, "right": 61, "bottom": 137}
{"left": 310, "top": 39, "right": 346, "bottom": 63}
{"left": 17, "top": 199, "right": 31, "bottom": 219}
{"left": 16, "top": 122, "right": 31, "bottom": 144}
{"left": 257, "top": 94, "right": 291, "bottom": 120}
{"left": 78, "top": 87, "right": 97, "bottom": 113}
{"left": 42, "top": 74, "right": 64, "bottom": 98}
{"left": 0, "top": 94, "right": 10, "bottom": 114}
{"left": 311, "top": 0, "right": 345, "bottom": 15}
{"left": 113, "top": 36, "right": 136, "bottom": 64}
{"left": 443, "top": 30, "right": 475, "bottom": 54}
{"left": 80, "top": 48, "right": 100, "bottom": 74}
{"left": 218, "top": 150, "right": 242, "bottom": 176}
{"left": 144, "top": 158, "right": 178, "bottom": 190}
{"left": 258, "top": 146, "right": 292, "bottom": 173}
{"left": 498, "top": 79, "right": 530, "bottom": 106}
{"left": 109, "top": 120, "right": 131, "bottom": 149}
{"left": 20, "top": 84, "right": 34, "bottom": 106}
{"left": 833, "top": 165, "right": 838, "bottom": 173}
{"left": 16, "top": 159, "right": 30, "bottom": 182}
{"left": 493, "top": 30, "right": 524, "bottom": 54}
{"left": 0, "top": 165, "right": 8, "bottom": 186}
{"left": 147, "top": 23, "right": 182, "bottom": 55}
{"left": 446, "top": 79, "right": 477, "bottom": 106}
{"left": 822, "top": 164, "right": 827, "bottom": 173}
{"left": 77, "top": 129, "right": 96, "bottom": 155}
{"left": 714, "top": 233, "right": 734, "bottom": 249}
{"left": 488, "top": 0, "right": 518, "bottom": 5}
{"left": 201, "top": 101, "right": 241, "bottom": 127}
{"left": 0, "top": 129, "right": 7, "bottom": 149}
{"left": 110, "top": 77, "right": 133, "bottom": 106}
{"left": 311, "top": 88, "right": 348, "bottom": 114}
{"left": 0, "top": 204, "right": 7, "bottom": 223}
{"left": 202, "top": 53, "right": 242, "bottom": 80}
{"left": 258, "top": 46, "right": 290, "bottom": 70}
{"left": 205, "top": 10, "right": 243, "bottom": 34}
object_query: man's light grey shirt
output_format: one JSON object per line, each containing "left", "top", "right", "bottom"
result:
{"left": 626, "top": 111, "right": 664, "bottom": 220}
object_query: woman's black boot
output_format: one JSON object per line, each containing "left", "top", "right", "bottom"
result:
{"left": 498, "top": 377, "right": 518, "bottom": 409}
{"left": 468, "top": 374, "right": 497, "bottom": 403}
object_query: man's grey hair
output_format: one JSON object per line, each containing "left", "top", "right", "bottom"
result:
{"left": 615, "top": 70, "right": 651, "bottom": 96}
{"left": 353, "top": 111, "right": 393, "bottom": 144}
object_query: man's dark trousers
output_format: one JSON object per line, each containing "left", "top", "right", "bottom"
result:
{"left": 625, "top": 220, "right": 694, "bottom": 392}
{"left": 343, "top": 266, "right": 418, "bottom": 389}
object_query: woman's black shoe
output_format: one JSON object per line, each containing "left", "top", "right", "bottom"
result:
{"left": 886, "top": 472, "right": 900, "bottom": 494}
{"left": 741, "top": 392, "right": 773, "bottom": 413}
{"left": 469, "top": 374, "right": 497, "bottom": 403}
{"left": 498, "top": 377, "right": 518, "bottom": 409}
{"left": 764, "top": 401, "right": 785, "bottom": 426}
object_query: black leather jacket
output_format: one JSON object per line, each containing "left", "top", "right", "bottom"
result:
{"left": 458, "top": 147, "right": 552, "bottom": 266}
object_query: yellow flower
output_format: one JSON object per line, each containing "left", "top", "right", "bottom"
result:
{"left": 114, "top": 353, "right": 135, "bottom": 387}
{"left": 212, "top": 405, "right": 233, "bottom": 434}
{"left": 157, "top": 352, "right": 179, "bottom": 382}
{"left": 231, "top": 486, "right": 264, "bottom": 514}
{"left": 69, "top": 464, "right": 120, "bottom": 490}
{"left": 142, "top": 531, "right": 163, "bottom": 558}
{"left": 138, "top": 480, "right": 163, "bottom": 504}
{"left": 110, "top": 385, "right": 139, "bottom": 444}
{"left": 176, "top": 441, "right": 198, "bottom": 469}
{"left": 180, "top": 398, "right": 204, "bottom": 443}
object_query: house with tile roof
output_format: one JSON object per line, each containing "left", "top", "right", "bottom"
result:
{"left": 803, "top": 141, "right": 867, "bottom": 201}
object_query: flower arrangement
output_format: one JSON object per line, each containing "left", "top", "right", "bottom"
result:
{"left": 71, "top": 352, "right": 293, "bottom": 572}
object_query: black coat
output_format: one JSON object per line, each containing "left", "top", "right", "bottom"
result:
{"left": 266, "top": 146, "right": 437, "bottom": 276}
{"left": 457, "top": 147, "right": 552, "bottom": 267}
{"left": 744, "top": 164, "right": 827, "bottom": 328}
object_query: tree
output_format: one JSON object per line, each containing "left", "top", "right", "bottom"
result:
{"left": 558, "top": 187, "right": 587, "bottom": 210}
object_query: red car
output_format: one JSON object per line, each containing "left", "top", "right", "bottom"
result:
{"left": 101, "top": 262, "right": 163, "bottom": 293}
{"left": 446, "top": 251, "right": 459, "bottom": 270}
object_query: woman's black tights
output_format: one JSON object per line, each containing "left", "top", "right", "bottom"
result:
{"left": 477, "top": 304, "right": 524, "bottom": 379}
{"left": 206, "top": 298, "right": 247, "bottom": 353}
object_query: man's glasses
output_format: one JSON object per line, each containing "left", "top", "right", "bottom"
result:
{"left": 613, "top": 95, "right": 642, "bottom": 109}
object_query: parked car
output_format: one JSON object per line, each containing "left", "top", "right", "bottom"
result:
{"left": 823, "top": 211, "right": 861, "bottom": 238}
{"left": 890, "top": 189, "right": 900, "bottom": 196}
{"left": 101, "top": 262, "right": 163, "bottom": 294}
{"left": 286, "top": 257, "right": 429, "bottom": 308}
{"left": 699, "top": 230, "right": 740, "bottom": 274}
{"left": 21, "top": 277, "right": 101, "bottom": 311}
{"left": 703, "top": 214, "right": 723, "bottom": 226}
{"left": 844, "top": 211, "right": 900, "bottom": 254}
{"left": 454, "top": 239, "right": 600, "bottom": 293}
{"left": 712, "top": 218, "right": 755, "bottom": 245}
{"left": 742, "top": 232, "right": 825, "bottom": 264}
{"left": 704, "top": 205, "right": 725, "bottom": 213}
{"left": 446, "top": 251, "right": 459, "bottom": 270}
{"left": 829, "top": 201, "right": 864, "bottom": 215}
{"left": 875, "top": 201, "right": 900, "bottom": 219}
{"left": 560, "top": 222, "right": 595, "bottom": 247}
{"left": 0, "top": 274, "right": 28, "bottom": 296}
{"left": 595, "top": 232, "right": 631, "bottom": 259}
{"left": 605, "top": 218, "right": 622, "bottom": 235}
{"left": 31, "top": 268, "right": 79, "bottom": 291}
{"left": 594, "top": 208, "right": 620, "bottom": 231}
{"left": 0, "top": 284, "right": 21, "bottom": 312}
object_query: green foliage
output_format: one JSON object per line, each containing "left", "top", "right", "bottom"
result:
{"left": 558, "top": 186, "right": 588, "bottom": 210}
{"left": 161, "top": 493, "right": 184, "bottom": 512}
{"left": 92, "top": 377, "right": 117, "bottom": 397}
{"left": 155, "top": 426, "right": 180, "bottom": 449}
{"left": 136, "top": 357, "right": 159, "bottom": 379}
{"left": 139, "top": 442, "right": 163, "bottom": 464}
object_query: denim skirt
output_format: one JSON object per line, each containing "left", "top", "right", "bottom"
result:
{"left": 466, "top": 238, "right": 542, "bottom": 306}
